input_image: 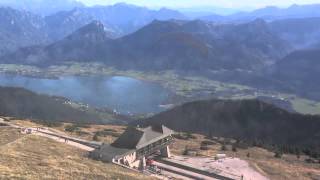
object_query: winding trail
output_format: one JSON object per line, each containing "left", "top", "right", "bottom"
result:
{"left": 0, "top": 118, "right": 95, "bottom": 152}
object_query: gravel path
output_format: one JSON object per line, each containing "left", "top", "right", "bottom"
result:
{"left": 35, "top": 131, "right": 94, "bottom": 151}
{"left": 3, "top": 120, "right": 95, "bottom": 152}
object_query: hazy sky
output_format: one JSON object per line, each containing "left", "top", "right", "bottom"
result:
{"left": 78, "top": 0, "right": 320, "bottom": 9}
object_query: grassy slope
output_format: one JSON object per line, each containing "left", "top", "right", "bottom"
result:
{"left": 0, "top": 127, "right": 152, "bottom": 180}
{"left": 171, "top": 133, "right": 320, "bottom": 180}
{"left": 0, "top": 87, "right": 128, "bottom": 125}
{"left": 25, "top": 120, "right": 318, "bottom": 180}
{"left": 3, "top": 119, "right": 320, "bottom": 179}
{"left": 0, "top": 128, "right": 24, "bottom": 146}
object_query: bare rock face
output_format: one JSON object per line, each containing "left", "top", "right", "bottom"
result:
{"left": 0, "top": 7, "right": 48, "bottom": 56}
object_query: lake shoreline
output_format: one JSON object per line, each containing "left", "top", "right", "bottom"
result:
{"left": 1, "top": 63, "right": 320, "bottom": 115}
{"left": 0, "top": 69, "right": 172, "bottom": 115}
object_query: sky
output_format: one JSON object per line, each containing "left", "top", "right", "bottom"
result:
{"left": 78, "top": 0, "right": 320, "bottom": 9}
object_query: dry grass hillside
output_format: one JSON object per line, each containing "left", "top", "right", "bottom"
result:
{"left": 3, "top": 119, "right": 320, "bottom": 180}
{"left": 171, "top": 133, "right": 320, "bottom": 180}
{"left": 44, "top": 121, "right": 320, "bottom": 180}
{"left": 0, "top": 127, "right": 152, "bottom": 180}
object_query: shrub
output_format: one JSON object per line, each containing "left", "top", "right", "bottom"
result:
{"left": 93, "top": 134, "right": 99, "bottom": 141}
{"left": 221, "top": 144, "right": 227, "bottom": 151}
{"left": 185, "top": 132, "right": 197, "bottom": 139}
{"left": 76, "top": 130, "right": 90, "bottom": 136}
{"left": 173, "top": 132, "right": 196, "bottom": 140}
{"left": 201, "top": 140, "right": 215, "bottom": 146}
{"left": 0, "top": 123, "right": 8, "bottom": 126}
{"left": 183, "top": 146, "right": 189, "bottom": 155}
{"left": 65, "top": 125, "right": 79, "bottom": 133}
{"left": 173, "top": 133, "right": 188, "bottom": 140}
{"left": 73, "top": 124, "right": 90, "bottom": 128}
{"left": 95, "top": 129, "right": 120, "bottom": 137}
{"left": 35, "top": 120, "right": 62, "bottom": 127}
{"left": 200, "top": 145, "right": 210, "bottom": 150}
{"left": 274, "top": 151, "right": 283, "bottom": 158}
{"left": 305, "top": 158, "right": 317, "bottom": 164}
{"left": 232, "top": 145, "right": 237, "bottom": 152}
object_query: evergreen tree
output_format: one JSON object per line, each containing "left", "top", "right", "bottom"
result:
{"left": 232, "top": 145, "right": 237, "bottom": 152}
{"left": 221, "top": 144, "right": 227, "bottom": 151}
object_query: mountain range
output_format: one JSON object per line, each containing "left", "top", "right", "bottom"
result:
{"left": 43, "top": 3, "right": 187, "bottom": 38}
{"left": 0, "top": 7, "right": 49, "bottom": 56}
{"left": 0, "top": 3, "right": 187, "bottom": 56}
{"left": 1, "top": 2, "right": 320, "bottom": 104}
{"left": 70, "top": 3, "right": 186, "bottom": 35}
{"left": 1, "top": 19, "right": 291, "bottom": 71}
{"left": 202, "top": 4, "right": 320, "bottom": 22}
{"left": 1, "top": 2, "right": 320, "bottom": 57}
{"left": 269, "top": 17, "right": 320, "bottom": 49}
{"left": 0, "top": 0, "right": 84, "bottom": 16}
{"left": 268, "top": 48, "right": 320, "bottom": 100}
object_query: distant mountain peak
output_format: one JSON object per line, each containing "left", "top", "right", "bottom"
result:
{"left": 262, "top": 5, "right": 279, "bottom": 10}
{"left": 251, "top": 18, "right": 267, "bottom": 25}
{"left": 139, "top": 19, "right": 181, "bottom": 34}
{"left": 66, "top": 20, "right": 110, "bottom": 42}
{"left": 289, "top": 4, "right": 299, "bottom": 8}
{"left": 0, "top": 0, "right": 84, "bottom": 16}
{"left": 86, "top": 20, "right": 105, "bottom": 30}
{"left": 112, "top": 2, "right": 142, "bottom": 9}
{"left": 113, "top": 2, "right": 131, "bottom": 6}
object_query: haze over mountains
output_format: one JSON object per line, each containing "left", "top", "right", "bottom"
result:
{"left": 0, "top": 2, "right": 320, "bottom": 176}
{"left": 45, "top": 3, "right": 187, "bottom": 38}
{"left": 0, "top": 3, "right": 186, "bottom": 56}
{"left": 2, "top": 18, "right": 290, "bottom": 70}
{"left": 0, "top": 0, "right": 84, "bottom": 16}
{"left": 269, "top": 48, "right": 320, "bottom": 100}
{"left": 1, "top": 2, "right": 320, "bottom": 57}
{"left": 201, "top": 4, "right": 320, "bottom": 22}
{"left": 0, "top": 7, "right": 48, "bottom": 56}
{"left": 1, "top": 1, "right": 320, "bottom": 105}
{"left": 269, "top": 17, "right": 320, "bottom": 49}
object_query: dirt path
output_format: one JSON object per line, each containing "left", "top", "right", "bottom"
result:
{"left": 2, "top": 121, "right": 95, "bottom": 152}
{"left": 35, "top": 131, "right": 94, "bottom": 151}
{"left": 153, "top": 161, "right": 218, "bottom": 180}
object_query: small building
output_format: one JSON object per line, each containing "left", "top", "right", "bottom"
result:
{"left": 21, "top": 128, "right": 34, "bottom": 134}
{"left": 90, "top": 125, "right": 174, "bottom": 169}
{"left": 215, "top": 154, "right": 227, "bottom": 160}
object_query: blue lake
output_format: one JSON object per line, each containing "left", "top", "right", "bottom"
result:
{"left": 0, "top": 74, "right": 170, "bottom": 114}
